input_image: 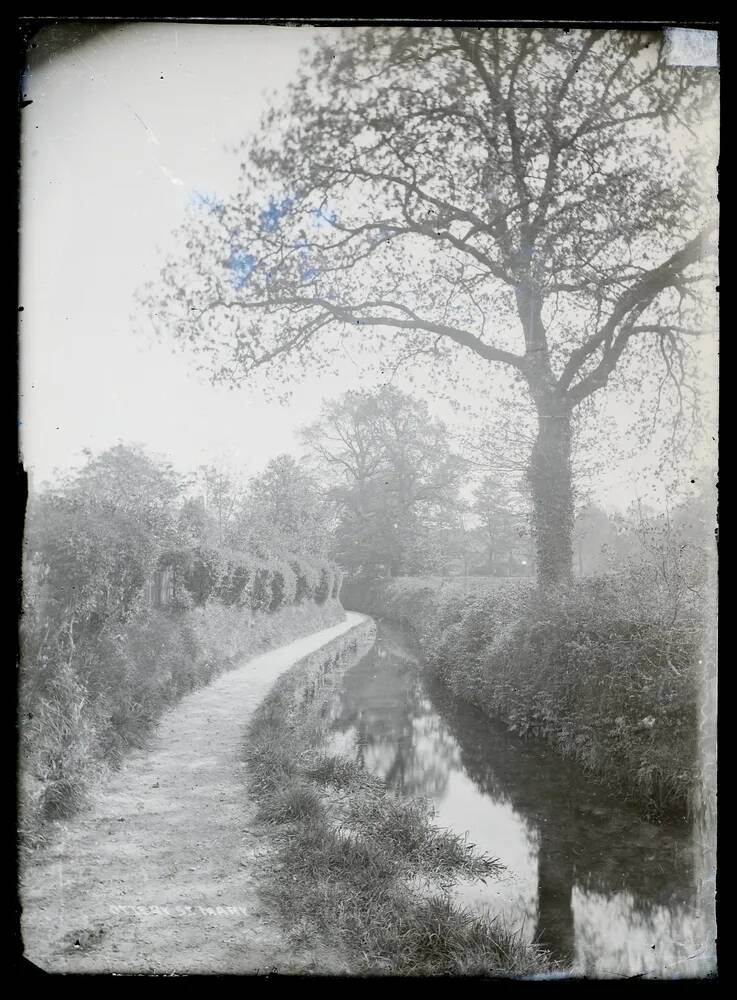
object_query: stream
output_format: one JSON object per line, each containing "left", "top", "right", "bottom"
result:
{"left": 315, "top": 619, "right": 714, "bottom": 978}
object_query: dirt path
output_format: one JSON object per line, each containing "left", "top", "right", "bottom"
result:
{"left": 20, "top": 612, "right": 367, "bottom": 975}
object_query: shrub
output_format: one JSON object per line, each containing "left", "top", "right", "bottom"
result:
{"left": 291, "top": 558, "right": 319, "bottom": 603}
{"left": 183, "top": 547, "right": 224, "bottom": 605}
{"left": 269, "top": 560, "right": 297, "bottom": 612}
{"left": 217, "top": 559, "right": 252, "bottom": 606}
{"left": 259, "top": 781, "right": 324, "bottom": 824}
{"left": 251, "top": 563, "right": 274, "bottom": 612}
{"left": 21, "top": 663, "right": 104, "bottom": 822}
{"left": 314, "top": 560, "right": 333, "bottom": 605}
{"left": 157, "top": 547, "right": 194, "bottom": 604}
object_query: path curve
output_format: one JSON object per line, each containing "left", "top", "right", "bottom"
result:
{"left": 21, "top": 611, "right": 368, "bottom": 974}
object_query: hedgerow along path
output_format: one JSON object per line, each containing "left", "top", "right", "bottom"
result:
{"left": 21, "top": 611, "right": 368, "bottom": 974}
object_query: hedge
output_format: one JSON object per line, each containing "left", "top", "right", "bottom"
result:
{"left": 156, "top": 546, "right": 342, "bottom": 614}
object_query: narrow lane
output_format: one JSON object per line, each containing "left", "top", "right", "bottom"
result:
{"left": 21, "top": 612, "right": 367, "bottom": 974}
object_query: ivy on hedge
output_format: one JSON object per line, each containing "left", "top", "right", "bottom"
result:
{"left": 155, "top": 547, "right": 341, "bottom": 613}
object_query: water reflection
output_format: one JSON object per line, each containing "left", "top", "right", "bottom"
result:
{"left": 327, "top": 630, "right": 460, "bottom": 799}
{"left": 318, "top": 621, "right": 713, "bottom": 978}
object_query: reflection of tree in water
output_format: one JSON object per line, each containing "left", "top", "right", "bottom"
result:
{"left": 316, "top": 623, "right": 699, "bottom": 973}
{"left": 326, "top": 623, "right": 460, "bottom": 799}
{"left": 427, "top": 676, "right": 697, "bottom": 967}
{"left": 570, "top": 887, "right": 712, "bottom": 979}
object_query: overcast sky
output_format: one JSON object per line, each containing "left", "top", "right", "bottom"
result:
{"left": 19, "top": 24, "right": 350, "bottom": 487}
{"left": 18, "top": 22, "right": 717, "bottom": 509}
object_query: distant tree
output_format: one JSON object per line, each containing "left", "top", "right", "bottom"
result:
{"left": 176, "top": 495, "right": 209, "bottom": 547}
{"left": 25, "top": 444, "right": 184, "bottom": 636}
{"left": 143, "top": 27, "right": 717, "bottom": 588}
{"left": 237, "top": 453, "right": 333, "bottom": 559}
{"left": 572, "top": 503, "right": 617, "bottom": 576}
{"left": 472, "top": 475, "right": 533, "bottom": 576}
{"left": 615, "top": 492, "right": 713, "bottom": 626}
{"left": 71, "top": 443, "right": 182, "bottom": 544}
{"left": 428, "top": 511, "right": 484, "bottom": 578}
{"left": 198, "top": 464, "right": 242, "bottom": 547}
{"left": 304, "top": 387, "right": 465, "bottom": 576}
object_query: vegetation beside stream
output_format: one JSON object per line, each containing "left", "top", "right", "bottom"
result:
{"left": 244, "top": 623, "right": 554, "bottom": 978}
{"left": 19, "top": 444, "right": 344, "bottom": 848}
{"left": 342, "top": 562, "right": 711, "bottom": 820}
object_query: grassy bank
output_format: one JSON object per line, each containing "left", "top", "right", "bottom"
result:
{"left": 19, "top": 599, "right": 345, "bottom": 844}
{"left": 341, "top": 576, "right": 705, "bottom": 819}
{"left": 244, "top": 621, "right": 553, "bottom": 978}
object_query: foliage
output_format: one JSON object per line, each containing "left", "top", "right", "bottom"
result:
{"left": 304, "top": 386, "right": 467, "bottom": 577}
{"left": 291, "top": 557, "right": 318, "bottom": 603}
{"left": 313, "top": 559, "right": 334, "bottom": 604}
{"left": 181, "top": 545, "right": 223, "bottom": 605}
{"left": 19, "top": 661, "right": 105, "bottom": 824}
{"left": 197, "top": 464, "right": 243, "bottom": 547}
{"left": 269, "top": 559, "right": 298, "bottom": 611}
{"left": 343, "top": 545, "right": 707, "bottom": 817}
{"left": 157, "top": 547, "right": 196, "bottom": 607}
{"left": 24, "top": 444, "right": 184, "bottom": 638}
{"left": 210, "top": 550, "right": 252, "bottom": 606}
{"left": 250, "top": 563, "right": 273, "bottom": 611}
{"left": 232, "top": 453, "right": 333, "bottom": 559}
{"left": 20, "top": 442, "right": 345, "bottom": 844}
{"left": 143, "top": 27, "right": 718, "bottom": 585}
{"left": 471, "top": 474, "right": 534, "bottom": 576}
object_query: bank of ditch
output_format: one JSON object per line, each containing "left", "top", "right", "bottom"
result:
{"left": 244, "top": 616, "right": 554, "bottom": 978}
{"left": 341, "top": 576, "right": 708, "bottom": 820}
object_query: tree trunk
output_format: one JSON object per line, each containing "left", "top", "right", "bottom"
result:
{"left": 528, "top": 402, "right": 574, "bottom": 588}
{"left": 534, "top": 826, "right": 575, "bottom": 964}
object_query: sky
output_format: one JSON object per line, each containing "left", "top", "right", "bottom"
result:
{"left": 18, "top": 22, "right": 718, "bottom": 510}
{"left": 19, "top": 23, "right": 351, "bottom": 490}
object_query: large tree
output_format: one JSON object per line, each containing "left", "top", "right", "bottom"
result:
{"left": 143, "top": 27, "right": 718, "bottom": 586}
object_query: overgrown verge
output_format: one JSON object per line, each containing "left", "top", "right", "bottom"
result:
{"left": 19, "top": 598, "right": 344, "bottom": 845}
{"left": 244, "top": 621, "right": 552, "bottom": 978}
{"left": 20, "top": 443, "right": 348, "bottom": 849}
{"left": 341, "top": 576, "right": 705, "bottom": 819}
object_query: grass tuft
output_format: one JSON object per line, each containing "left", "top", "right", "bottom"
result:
{"left": 258, "top": 781, "right": 324, "bottom": 824}
{"left": 303, "top": 753, "right": 367, "bottom": 789}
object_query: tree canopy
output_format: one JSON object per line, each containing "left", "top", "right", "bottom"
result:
{"left": 25, "top": 444, "right": 184, "bottom": 632}
{"left": 230, "top": 453, "right": 332, "bottom": 559}
{"left": 143, "top": 27, "right": 718, "bottom": 584}
{"left": 303, "top": 386, "right": 466, "bottom": 576}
